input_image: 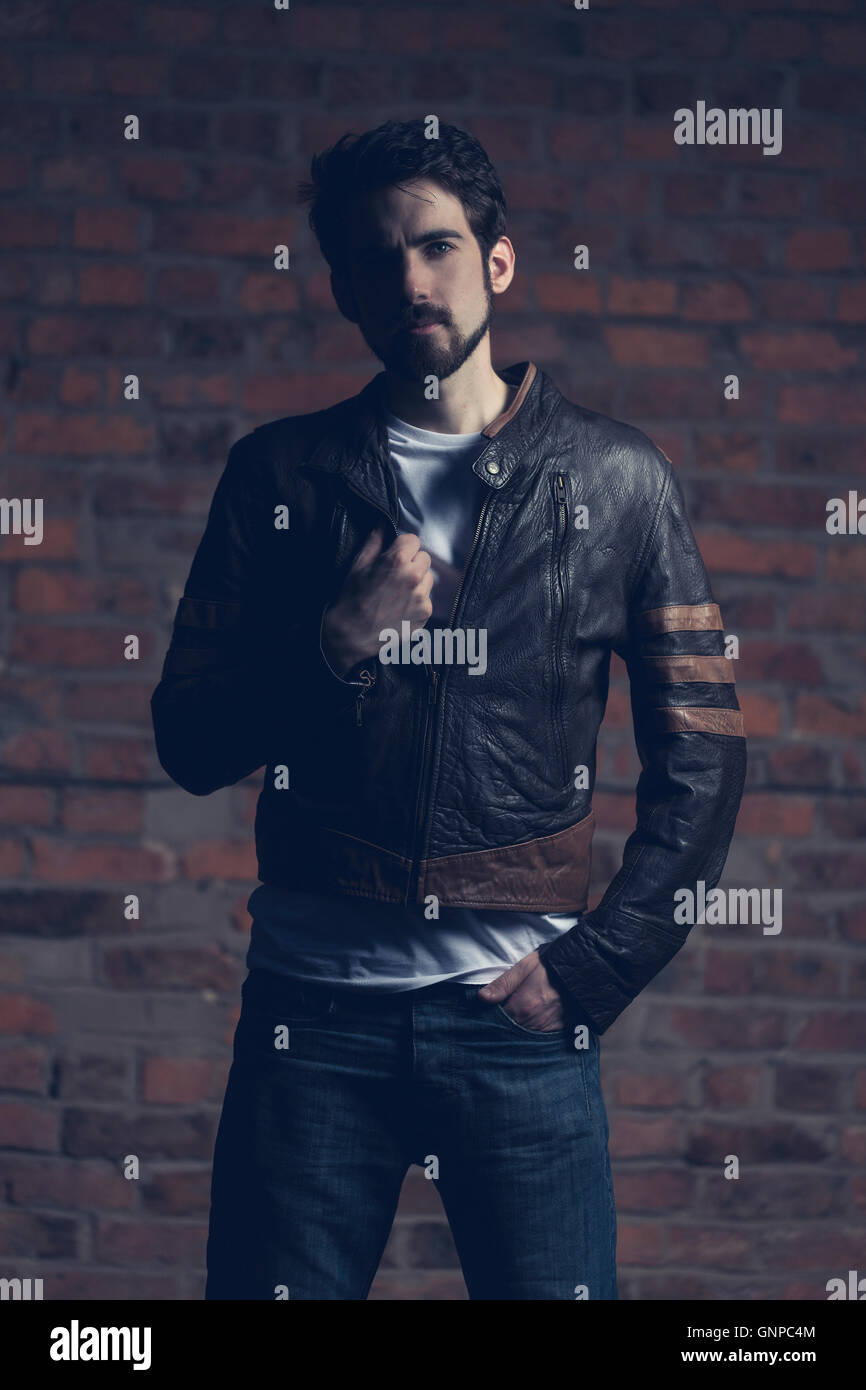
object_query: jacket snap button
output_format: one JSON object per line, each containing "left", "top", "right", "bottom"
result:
{"left": 486, "top": 460, "right": 500, "bottom": 475}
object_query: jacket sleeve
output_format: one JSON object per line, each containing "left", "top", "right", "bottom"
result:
{"left": 150, "top": 433, "right": 370, "bottom": 796}
{"left": 539, "top": 453, "right": 747, "bottom": 1034}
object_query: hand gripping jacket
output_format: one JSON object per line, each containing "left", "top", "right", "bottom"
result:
{"left": 151, "top": 360, "right": 747, "bottom": 1033}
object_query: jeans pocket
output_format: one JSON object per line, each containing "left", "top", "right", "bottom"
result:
{"left": 241, "top": 971, "right": 335, "bottom": 1026}
{"left": 493, "top": 1001, "right": 569, "bottom": 1037}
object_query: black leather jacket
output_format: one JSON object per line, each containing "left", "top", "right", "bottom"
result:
{"left": 150, "top": 360, "right": 746, "bottom": 1032}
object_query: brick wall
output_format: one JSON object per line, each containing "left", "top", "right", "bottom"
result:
{"left": 0, "top": 0, "right": 864, "bottom": 1300}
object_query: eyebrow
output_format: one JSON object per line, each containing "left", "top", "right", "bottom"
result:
{"left": 353, "top": 228, "right": 466, "bottom": 253}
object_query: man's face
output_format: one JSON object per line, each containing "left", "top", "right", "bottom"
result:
{"left": 335, "top": 179, "right": 497, "bottom": 382}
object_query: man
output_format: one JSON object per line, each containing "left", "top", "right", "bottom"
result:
{"left": 151, "top": 120, "right": 746, "bottom": 1301}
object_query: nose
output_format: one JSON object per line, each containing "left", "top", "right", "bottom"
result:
{"left": 398, "top": 250, "right": 432, "bottom": 308}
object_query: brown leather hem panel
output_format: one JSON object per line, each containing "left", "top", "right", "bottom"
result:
{"left": 651, "top": 706, "right": 745, "bottom": 736}
{"left": 482, "top": 363, "right": 537, "bottom": 437}
{"left": 635, "top": 602, "right": 722, "bottom": 634}
{"left": 642, "top": 654, "right": 735, "bottom": 683}
{"left": 314, "top": 826, "right": 412, "bottom": 903}
{"left": 418, "top": 810, "right": 595, "bottom": 911}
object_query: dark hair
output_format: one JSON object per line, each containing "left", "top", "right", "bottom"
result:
{"left": 298, "top": 119, "right": 507, "bottom": 279}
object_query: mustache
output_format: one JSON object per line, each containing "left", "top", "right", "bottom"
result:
{"left": 395, "top": 311, "right": 449, "bottom": 330}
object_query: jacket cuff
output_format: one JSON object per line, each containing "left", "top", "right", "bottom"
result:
{"left": 536, "top": 936, "right": 600, "bottom": 1034}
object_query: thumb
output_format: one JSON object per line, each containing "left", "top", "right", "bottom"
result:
{"left": 479, "top": 953, "right": 536, "bottom": 1000}
{"left": 349, "top": 525, "right": 386, "bottom": 573}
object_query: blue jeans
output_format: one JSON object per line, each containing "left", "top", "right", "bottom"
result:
{"left": 205, "top": 968, "right": 618, "bottom": 1300}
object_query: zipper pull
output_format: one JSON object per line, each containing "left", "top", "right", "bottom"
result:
{"left": 554, "top": 473, "right": 567, "bottom": 525}
{"left": 355, "top": 667, "right": 376, "bottom": 726}
{"left": 430, "top": 669, "right": 439, "bottom": 705}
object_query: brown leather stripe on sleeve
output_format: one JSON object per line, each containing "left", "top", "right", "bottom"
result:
{"left": 635, "top": 602, "right": 722, "bottom": 634}
{"left": 650, "top": 707, "right": 745, "bottom": 737}
{"left": 175, "top": 596, "right": 243, "bottom": 629}
{"left": 481, "top": 362, "right": 537, "bottom": 437}
{"left": 642, "top": 655, "right": 735, "bottom": 684}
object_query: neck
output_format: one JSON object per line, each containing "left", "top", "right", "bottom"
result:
{"left": 383, "top": 345, "right": 512, "bottom": 434}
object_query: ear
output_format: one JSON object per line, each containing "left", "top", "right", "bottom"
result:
{"left": 331, "top": 268, "right": 359, "bottom": 324}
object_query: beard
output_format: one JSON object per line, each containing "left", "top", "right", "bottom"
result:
{"left": 358, "top": 266, "right": 494, "bottom": 383}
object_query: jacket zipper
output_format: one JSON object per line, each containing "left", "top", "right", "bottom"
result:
{"left": 553, "top": 473, "right": 569, "bottom": 784}
{"left": 355, "top": 667, "right": 376, "bottom": 725}
{"left": 408, "top": 487, "right": 493, "bottom": 904}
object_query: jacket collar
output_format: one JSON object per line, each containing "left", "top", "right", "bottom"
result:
{"left": 305, "top": 360, "right": 557, "bottom": 522}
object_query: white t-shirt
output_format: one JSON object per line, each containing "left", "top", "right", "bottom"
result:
{"left": 245, "top": 407, "right": 578, "bottom": 991}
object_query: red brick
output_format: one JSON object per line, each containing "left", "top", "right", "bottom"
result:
{"left": 68, "top": 3, "right": 139, "bottom": 42}
{"left": 760, "top": 282, "right": 829, "bottom": 321}
{"left": 741, "top": 329, "right": 856, "bottom": 370}
{"left": 681, "top": 280, "right": 751, "bottom": 321}
{"left": 615, "top": 1170, "right": 694, "bottom": 1212}
{"left": 79, "top": 265, "right": 146, "bottom": 307}
{"left": 704, "top": 1065, "right": 761, "bottom": 1107}
{"left": 664, "top": 174, "right": 728, "bottom": 217}
{"left": 837, "top": 283, "right": 866, "bottom": 322}
{"left": 155, "top": 266, "right": 222, "bottom": 306}
{"left": 11, "top": 625, "right": 145, "bottom": 669}
{"left": 103, "top": 945, "right": 237, "bottom": 991}
{"left": 0, "top": 785, "right": 54, "bottom": 826}
{"left": 14, "top": 412, "right": 153, "bottom": 455}
{"left": 795, "top": 695, "right": 866, "bottom": 737}
{"left": 0, "top": 154, "right": 30, "bottom": 192}
{"left": 610, "top": 1116, "right": 679, "bottom": 1158}
{"left": 34, "top": 54, "right": 97, "bottom": 93}
{"left": 745, "top": 19, "right": 812, "bottom": 60}
{"left": 32, "top": 840, "right": 176, "bottom": 884}
{"left": 61, "top": 790, "right": 143, "bottom": 834}
{"left": 0, "top": 206, "right": 63, "bottom": 250}
{"left": 1, "top": 729, "right": 72, "bottom": 774}
{"left": 95, "top": 1217, "right": 207, "bottom": 1266}
{"left": 821, "top": 22, "right": 866, "bottom": 66}
{"left": 142, "top": 1058, "right": 213, "bottom": 1103}
{"left": 789, "top": 593, "right": 866, "bottom": 632}
{"left": 0, "top": 1100, "right": 58, "bottom": 1150}
{"left": 153, "top": 211, "right": 291, "bottom": 256}
{"left": 237, "top": 274, "right": 299, "bottom": 314}
{"left": 737, "top": 794, "right": 814, "bottom": 835}
{"left": 82, "top": 738, "right": 152, "bottom": 780}
{"left": 3, "top": 1157, "right": 135, "bottom": 1210}
{"left": 182, "top": 841, "right": 258, "bottom": 880}
{"left": 697, "top": 532, "right": 815, "bottom": 578}
{"left": 143, "top": 5, "right": 214, "bottom": 42}
{"left": 605, "top": 326, "right": 708, "bottom": 366}
{"left": 616, "top": 1073, "right": 686, "bottom": 1107}
{"left": 786, "top": 228, "right": 853, "bottom": 271}
{"left": 694, "top": 432, "right": 760, "bottom": 473}
{"left": 779, "top": 382, "right": 866, "bottom": 425}
{"left": 73, "top": 207, "right": 140, "bottom": 253}
{"left": 0, "top": 1046, "right": 47, "bottom": 1091}
{"left": 617, "top": 1223, "right": 665, "bottom": 1264}
{"left": 607, "top": 276, "right": 677, "bottom": 316}
{"left": 754, "top": 953, "right": 841, "bottom": 998}
{"left": 669, "top": 1226, "right": 751, "bottom": 1268}
{"left": 42, "top": 155, "right": 110, "bottom": 196}
{"left": 670, "top": 1007, "right": 787, "bottom": 1048}
{"left": 534, "top": 275, "right": 602, "bottom": 314}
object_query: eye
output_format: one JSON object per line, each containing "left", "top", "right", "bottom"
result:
{"left": 426, "top": 241, "right": 455, "bottom": 256}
